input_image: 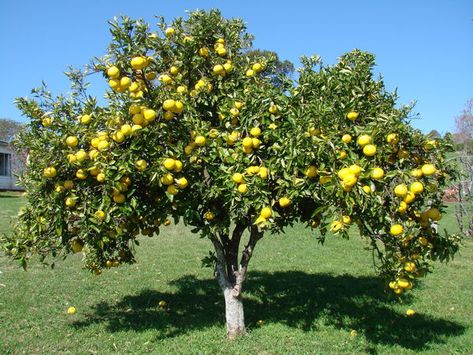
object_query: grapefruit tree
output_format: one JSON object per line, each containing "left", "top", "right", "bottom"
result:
{"left": 2, "top": 10, "right": 461, "bottom": 338}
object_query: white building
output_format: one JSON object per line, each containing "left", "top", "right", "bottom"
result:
{"left": 0, "top": 140, "right": 23, "bottom": 190}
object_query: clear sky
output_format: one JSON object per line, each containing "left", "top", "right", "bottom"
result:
{"left": 0, "top": 0, "right": 471, "bottom": 134}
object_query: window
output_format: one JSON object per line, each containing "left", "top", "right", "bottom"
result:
{"left": 0, "top": 153, "right": 11, "bottom": 176}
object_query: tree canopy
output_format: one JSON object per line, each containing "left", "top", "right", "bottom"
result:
{"left": 1, "top": 9, "right": 461, "bottom": 338}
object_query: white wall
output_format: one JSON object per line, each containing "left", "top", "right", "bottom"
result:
{"left": 0, "top": 144, "right": 22, "bottom": 190}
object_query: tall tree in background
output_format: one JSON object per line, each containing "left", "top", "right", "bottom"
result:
{"left": 454, "top": 99, "right": 473, "bottom": 237}
{"left": 246, "top": 49, "right": 294, "bottom": 86}
{"left": 0, "top": 118, "right": 23, "bottom": 143}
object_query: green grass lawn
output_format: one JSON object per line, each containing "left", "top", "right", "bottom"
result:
{"left": 1, "top": 194, "right": 472, "bottom": 354}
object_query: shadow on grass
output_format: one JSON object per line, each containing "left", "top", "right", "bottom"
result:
{"left": 72, "top": 271, "right": 465, "bottom": 351}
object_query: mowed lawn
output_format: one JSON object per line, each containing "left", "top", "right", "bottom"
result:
{"left": 0, "top": 192, "right": 472, "bottom": 354}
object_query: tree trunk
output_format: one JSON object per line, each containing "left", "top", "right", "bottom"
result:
{"left": 210, "top": 224, "right": 262, "bottom": 339}
{"left": 224, "top": 287, "right": 246, "bottom": 339}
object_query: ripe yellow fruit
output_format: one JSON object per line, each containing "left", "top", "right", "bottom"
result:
{"left": 170, "top": 66, "right": 179, "bottom": 75}
{"left": 404, "top": 261, "right": 416, "bottom": 272}
{"left": 96, "top": 173, "right": 106, "bottom": 183}
{"left": 176, "top": 85, "right": 188, "bottom": 94}
{"left": 410, "top": 181, "right": 424, "bottom": 194}
{"left": 204, "top": 211, "right": 215, "bottom": 221}
{"left": 397, "top": 278, "right": 411, "bottom": 289}
{"left": 279, "top": 197, "right": 291, "bottom": 207}
{"left": 230, "top": 108, "right": 240, "bottom": 117}
{"left": 175, "top": 177, "right": 188, "bottom": 189}
{"left": 370, "top": 167, "right": 384, "bottom": 180}
{"left": 112, "top": 131, "right": 125, "bottom": 143}
{"left": 107, "top": 65, "right": 120, "bottom": 79}
{"left": 75, "top": 150, "right": 87, "bottom": 163}
{"left": 362, "top": 185, "right": 371, "bottom": 194}
{"left": 130, "top": 56, "right": 148, "bottom": 70}
{"left": 43, "top": 167, "right": 57, "bottom": 178}
{"left": 410, "top": 169, "right": 423, "bottom": 178}
{"left": 95, "top": 210, "right": 106, "bottom": 220}
{"left": 421, "top": 164, "right": 436, "bottom": 176}
{"left": 252, "top": 62, "right": 263, "bottom": 72}
{"left": 97, "top": 140, "right": 109, "bottom": 151}
{"left": 346, "top": 111, "right": 359, "bottom": 121}
{"left": 42, "top": 117, "right": 52, "bottom": 127}
{"left": 394, "top": 184, "right": 408, "bottom": 198}
{"left": 65, "top": 197, "right": 76, "bottom": 208}
{"left": 120, "top": 76, "right": 132, "bottom": 89}
{"left": 195, "top": 136, "right": 206, "bottom": 146}
{"left": 363, "top": 144, "right": 377, "bottom": 157}
{"left": 67, "top": 154, "right": 77, "bottom": 164}
{"left": 76, "top": 169, "right": 87, "bottom": 180}
{"left": 398, "top": 201, "right": 408, "bottom": 213}
{"left": 404, "top": 191, "right": 416, "bottom": 204}
{"left": 357, "top": 134, "right": 372, "bottom": 147}
{"left": 330, "top": 220, "right": 343, "bottom": 232}
{"left": 246, "top": 69, "right": 255, "bottom": 77}
{"left": 338, "top": 150, "right": 347, "bottom": 160}
{"left": 386, "top": 133, "right": 399, "bottom": 144}
{"left": 161, "top": 173, "right": 174, "bottom": 185}
{"left": 163, "top": 99, "right": 176, "bottom": 111}
{"left": 135, "top": 159, "right": 148, "bottom": 171}
{"left": 242, "top": 137, "right": 253, "bottom": 148}
{"left": 224, "top": 62, "right": 233, "bottom": 72}
{"left": 342, "top": 215, "right": 351, "bottom": 224}
{"left": 170, "top": 160, "right": 182, "bottom": 173}
{"left": 131, "top": 125, "right": 143, "bottom": 133}
{"left": 237, "top": 183, "right": 248, "bottom": 194}
{"left": 113, "top": 193, "right": 126, "bottom": 204}
{"left": 163, "top": 158, "right": 176, "bottom": 171}
{"left": 406, "top": 309, "right": 416, "bottom": 317}
{"left": 216, "top": 47, "right": 227, "bottom": 57}
{"left": 305, "top": 165, "right": 318, "bottom": 178}
{"left": 165, "top": 27, "right": 175, "bottom": 37}
{"left": 268, "top": 104, "right": 279, "bottom": 114}
{"left": 213, "top": 64, "right": 225, "bottom": 75}
{"left": 167, "top": 185, "right": 178, "bottom": 195}
{"left": 342, "top": 174, "right": 357, "bottom": 187}
{"left": 260, "top": 207, "right": 272, "bottom": 219}
{"left": 119, "top": 124, "right": 132, "bottom": 136}
{"left": 390, "top": 224, "right": 404, "bottom": 236}
{"left": 250, "top": 127, "right": 261, "bottom": 137}
{"left": 143, "top": 109, "right": 156, "bottom": 122}
{"left": 259, "top": 167, "right": 268, "bottom": 179}
{"left": 342, "top": 134, "right": 352, "bottom": 143}
{"left": 67, "top": 306, "right": 77, "bottom": 315}
{"left": 349, "top": 165, "right": 362, "bottom": 176}
{"left": 252, "top": 138, "right": 261, "bottom": 149}
{"left": 66, "top": 136, "right": 78, "bottom": 148}
{"left": 232, "top": 173, "right": 245, "bottom": 184}
{"left": 198, "top": 47, "right": 209, "bottom": 57}
{"left": 80, "top": 114, "right": 92, "bottom": 124}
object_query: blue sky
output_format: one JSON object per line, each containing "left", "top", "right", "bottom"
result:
{"left": 0, "top": 0, "right": 471, "bottom": 134}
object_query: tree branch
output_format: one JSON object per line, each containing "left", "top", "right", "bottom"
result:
{"left": 210, "top": 236, "right": 231, "bottom": 290}
{"left": 232, "top": 225, "right": 262, "bottom": 297}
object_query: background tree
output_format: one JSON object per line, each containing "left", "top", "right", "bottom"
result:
{"left": 1, "top": 10, "right": 461, "bottom": 339}
{"left": 245, "top": 49, "right": 294, "bottom": 86}
{"left": 453, "top": 99, "right": 473, "bottom": 236}
{"left": 0, "top": 118, "right": 23, "bottom": 143}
